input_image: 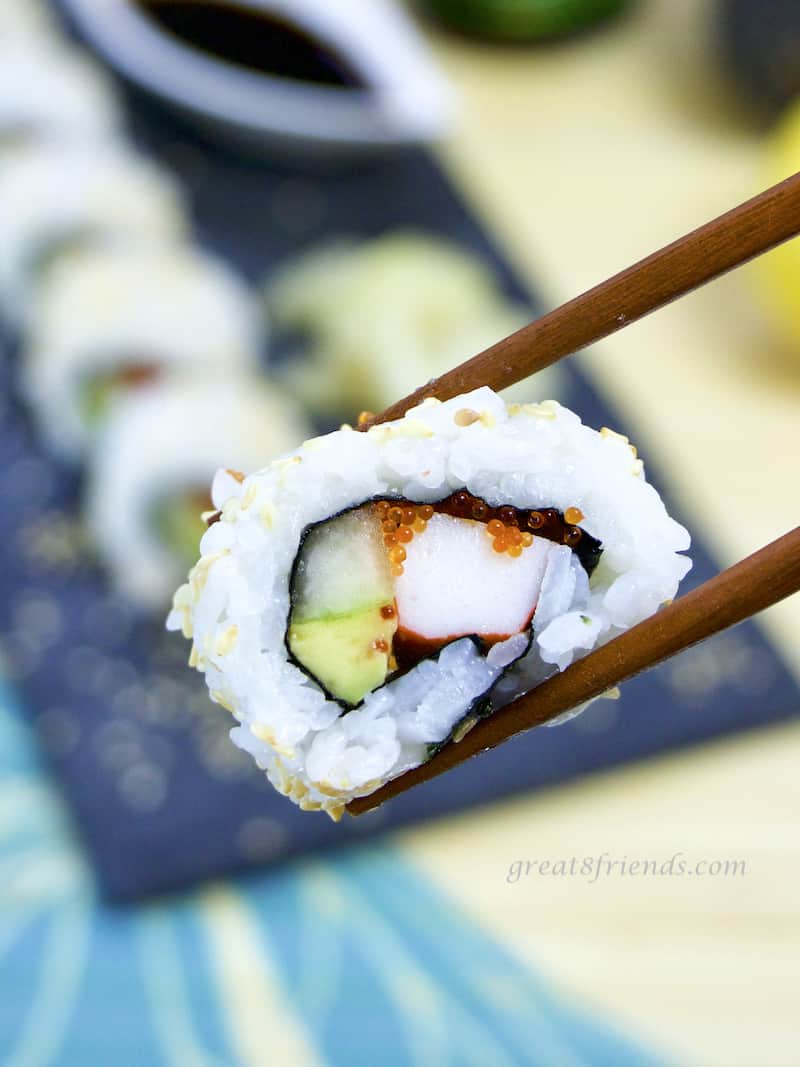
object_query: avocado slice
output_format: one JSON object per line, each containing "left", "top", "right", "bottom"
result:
{"left": 288, "top": 505, "right": 398, "bottom": 705}
{"left": 288, "top": 604, "right": 398, "bottom": 706}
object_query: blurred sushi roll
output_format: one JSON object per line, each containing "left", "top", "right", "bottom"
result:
{"left": 88, "top": 376, "right": 309, "bottom": 611}
{"left": 0, "top": 140, "right": 187, "bottom": 325}
{"left": 168, "top": 388, "right": 691, "bottom": 817}
{"left": 267, "top": 231, "right": 564, "bottom": 419}
{"left": 0, "top": 39, "right": 119, "bottom": 146}
{"left": 22, "top": 244, "right": 262, "bottom": 461}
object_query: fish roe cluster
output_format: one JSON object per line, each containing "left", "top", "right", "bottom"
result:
{"left": 486, "top": 517, "right": 534, "bottom": 558}
{"left": 375, "top": 500, "right": 434, "bottom": 576}
{"left": 375, "top": 494, "right": 587, "bottom": 571}
{"left": 445, "top": 492, "right": 583, "bottom": 549}
{"left": 450, "top": 490, "right": 490, "bottom": 521}
{"left": 562, "top": 507, "right": 584, "bottom": 548}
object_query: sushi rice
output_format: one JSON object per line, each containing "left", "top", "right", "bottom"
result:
{"left": 168, "top": 387, "right": 691, "bottom": 818}
{"left": 22, "top": 243, "right": 261, "bottom": 460}
{"left": 0, "top": 140, "right": 186, "bottom": 323}
{"left": 89, "top": 376, "right": 310, "bottom": 610}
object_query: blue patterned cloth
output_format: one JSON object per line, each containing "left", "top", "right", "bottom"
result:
{"left": 0, "top": 682, "right": 666, "bottom": 1066}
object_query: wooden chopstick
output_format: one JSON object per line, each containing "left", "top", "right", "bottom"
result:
{"left": 347, "top": 176, "right": 800, "bottom": 814}
{"left": 362, "top": 171, "right": 800, "bottom": 427}
{"left": 347, "top": 527, "right": 800, "bottom": 815}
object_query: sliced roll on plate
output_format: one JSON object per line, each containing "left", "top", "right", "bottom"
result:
{"left": 88, "top": 376, "right": 309, "bottom": 611}
{"left": 168, "top": 387, "right": 691, "bottom": 818}
{"left": 22, "top": 244, "right": 261, "bottom": 460}
{"left": 267, "top": 232, "right": 563, "bottom": 418}
{"left": 0, "top": 140, "right": 186, "bottom": 324}
{"left": 0, "top": 39, "right": 119, "bottom": 147}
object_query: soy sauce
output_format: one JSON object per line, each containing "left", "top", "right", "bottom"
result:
{"left": 135, "top": 0, "right": 364, "bottom": 87}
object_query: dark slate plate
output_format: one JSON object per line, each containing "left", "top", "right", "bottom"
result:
{"left": 2, "top": 23, "right": 797, "bottom": 901}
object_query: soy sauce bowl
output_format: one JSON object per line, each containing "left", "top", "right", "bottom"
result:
{"left": 59, "top": 0, "right": 454, "bottom": 155}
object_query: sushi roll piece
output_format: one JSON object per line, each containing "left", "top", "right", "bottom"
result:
{"left": 88, "top": 376, "right": 309, "bottom": 611}
{"left": 267, "top": 232, "right": 564, "bottom": 418}
{"left": 0, "top": 39, "right": 119, "bottom": 147}
{"left": 22, "top": 244, "right": 261, "bottom": 460}
{"left": 168, "top": 387, "right": 691, "bottom": 818}
{"left": 0, "top": 140, "right": 186, "bottom": 324}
